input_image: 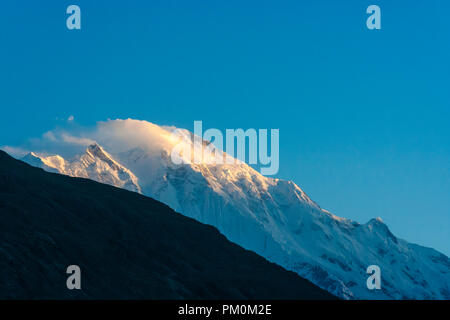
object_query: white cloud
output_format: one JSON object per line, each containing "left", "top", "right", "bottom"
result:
{"left": 89, "top": 119, "right": 176, "bottom": 154}
{"left": 61, "top": 133, "right": 96, "bottom": 146}
{"left": 43, "top": 131, "right": 57, "bottom": 141}
{"left": 7, "top": 118, "right": 179, "bottom": 159}
{"left": 0, "top": 145, "right": 29, "bottom": 158}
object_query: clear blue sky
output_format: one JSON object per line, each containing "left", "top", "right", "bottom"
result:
{"left": 0, "top": 1, "right": 449, "bottom": 255}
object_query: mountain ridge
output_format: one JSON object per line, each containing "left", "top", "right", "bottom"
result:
{"left": 0, "top": 150, "right": 336, "bottom": 299}
{"left": 18, "top": 119, "right": 450, "bottom": 299}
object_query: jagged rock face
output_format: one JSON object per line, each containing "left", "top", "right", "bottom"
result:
{"left": 21, "top": 120, "right": 450, "bottom": 300}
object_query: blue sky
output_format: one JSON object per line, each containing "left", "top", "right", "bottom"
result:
{"left": 0, "top": 1, "right": 449, "bottom": 255}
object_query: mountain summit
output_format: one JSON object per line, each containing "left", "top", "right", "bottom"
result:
{"left": 21, "top": 119, "right": 450, "bottom": 299}
{"left": 23, "top": 144, "right": 141, "bottom": 194}
{"left": 1, "top": 150, "right": 334, "bottom": 299}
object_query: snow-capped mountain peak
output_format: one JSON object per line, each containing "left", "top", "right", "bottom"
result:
{"left": 22, "top": 152, "right": 66, "bottom": 174}
{"left": 85, "top": 143, "right": 109, "bottom": 159}
{"left": 19, "top": 119, "right": 450, "bottom": 300}
{"left": 23, "top": 144, "right": 141, "bottom": 194}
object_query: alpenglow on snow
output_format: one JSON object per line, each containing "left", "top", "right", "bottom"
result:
{"left": 19, "top": 119, "right": 450, "bottom": 300}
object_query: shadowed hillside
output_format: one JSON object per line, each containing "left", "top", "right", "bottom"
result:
{"left": 0, "top": 151, "right": 336, "bottom": 299}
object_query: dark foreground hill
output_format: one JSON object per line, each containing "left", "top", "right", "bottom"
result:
{"left": 0, "top": 151, "right": 336, "bottom": 299}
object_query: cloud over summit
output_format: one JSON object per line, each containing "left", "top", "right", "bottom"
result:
{"left": 2, "top": 119, "right": 180, "bottom": 159}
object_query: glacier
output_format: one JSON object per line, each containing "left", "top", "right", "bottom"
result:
{"left": 20, "top": 119, "right": 450, "bottom": 299}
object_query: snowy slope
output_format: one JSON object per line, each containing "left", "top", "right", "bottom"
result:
{"left": 23, "top": 144, "right": 141, "bottom": 194}
{"left": 21, "top": 119, "right": 450, "bottom": 299}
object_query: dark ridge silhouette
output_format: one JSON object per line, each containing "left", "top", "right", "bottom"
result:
{"left": 0, "top": 150, "right": 336, "bottom": 300}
